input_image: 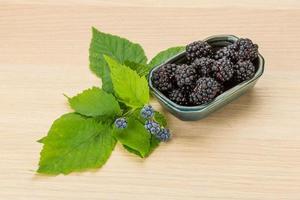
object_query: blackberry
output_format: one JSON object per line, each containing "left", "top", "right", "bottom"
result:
{"left": 235, "top": 38, "right": 258, "bottom": 61}
{"left": 186, "top": 41, "right": 212, "bottom": 62}
{"left": 162, "top": 63, "right": 178, "bottom": 77}
{"left": 151, "top": 67, "right": 173, "bottom": 92}
{"left": 214, "top": 44, "right": 237, "bottom": 61}
{"left": 140, "top": 104, "right": 154, "bottom": 119}
{"left": 156, "top": 128, "right": 171, "bottom": 142}
{"left": 175, "top": 64, "right": 197, "bottom": 88}
{"left": 234, "top": 60, "right": 256, "bottom": 83}
{"left": 114, "top": 117, "right": 127, "bottom": 129}
{"left": 191, "top": 57, "right": 215, "bottom": 77}
{"left": 212, "top": 58, "right": 234, "bottom": 82}
{"left": 189, "top": 77, "right": 221, "bottom": 105}
{"left": 168, "top": 89, "right": 188, "bottom": 106}
{"left": 145, "top": 120, "right": 161, "bottom": 135}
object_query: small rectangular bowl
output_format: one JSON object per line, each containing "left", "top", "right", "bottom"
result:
{"left": 149, "top": 35, "right": 265, "bottom": 121}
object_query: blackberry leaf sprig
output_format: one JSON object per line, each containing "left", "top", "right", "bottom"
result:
{"left": 37, "top": 27, "right": 183, "bottom": 175}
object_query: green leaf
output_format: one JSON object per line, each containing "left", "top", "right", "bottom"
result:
{"left": 154, "top": 111, "right": 167, "bottom": 127}
{"left": 147, "top": 135, "right": 160, "bottom": 156}
{"left": 123, "top": 145, "right": 143, "bottom": 158}
{"left": 123, "top": 135, "right": 160, "bottom": 158}
{"left": 122, "top": 109, "right": 161, "bottom": 157}
{"left": 37, "top": 137, "right": 46, "bottom": 143}
{"left": 104, "top": 56, "right": 149, "bottom": 108}
{"left": 113, "top": 115, "right": 150, "bottom": 158}
{"left": 89, "top": 27, "right": 147, "bottom": 93}
{"left": 37, "top": 113, "right": 116, "bottom": 175}
{"left": 68, "top": 87, "right": 121, "bottom": 118}
{"left": 124, "top": 61, "right": 151, "bottom": 77}
{"left": 148, "top": 46, "right": 185, "bottom": 68}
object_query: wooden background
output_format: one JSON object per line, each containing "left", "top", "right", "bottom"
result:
{"left": 1, "top": 1, "right": 300, "bottom": 199}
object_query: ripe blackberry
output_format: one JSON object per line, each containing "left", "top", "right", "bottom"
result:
{"left": 140, "top": 104, "right": 154, "bottom": 119}
{"left": 234, "top": 60, "right": 256, "bottom": 83}
{"left": 189, "top": 77, "right": 221, "bottom": 105}
{"left": 214, "top": 44, "right": 237, "bottom": 61}
{"left": 168, "top": 89, "right": 188, "bottom": 106}
{"left": 191, "top": 57, "right": 215, "bottom": 77}
{"left": 151, "top": 67, "right": 173, "bottom": 92}
{"left": 212, "top": 58, "right": 234, "bottom": 82}
{"left": 156, "top": 128, "right": 171, "bottom": 142}
{"left": 186, "top": 41, "right": 212, "bottom": 62}
{"left": 235, "top": 38, "right": 258, "bottom": 61}
{"left": 145, "top": 120, "right": 161, "bottom": 135}
{"left": 114, "top": 117, "right": 127, "bottom": 129}
{"left": 163, "top": 63, "right": 178, "bottom": 77}
{"left": 175, "top": 64, "right": 197, "bottom": 88}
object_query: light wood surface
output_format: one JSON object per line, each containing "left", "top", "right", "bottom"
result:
{"left": 1, "top": 1, "right": 300, "bottom": 199}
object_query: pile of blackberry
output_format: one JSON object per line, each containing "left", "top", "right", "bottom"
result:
{"left": 151, "top": 38, "right": 259, "bottom": 106}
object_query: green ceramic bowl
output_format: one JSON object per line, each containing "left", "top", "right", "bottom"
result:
{"left": 149, "top": 35, "right": 265, "bottom": 121}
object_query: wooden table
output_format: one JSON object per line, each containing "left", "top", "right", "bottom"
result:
{"left": 1, "top": 1, "right": 300, "bottom": 199}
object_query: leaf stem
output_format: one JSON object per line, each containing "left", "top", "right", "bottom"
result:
{"left": 123, "top": 108, "right": 135, "bottom": 117}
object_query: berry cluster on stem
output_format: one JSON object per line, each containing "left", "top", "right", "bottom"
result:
{"left": 114, "top": 104, "right": 171, "bottom": 142}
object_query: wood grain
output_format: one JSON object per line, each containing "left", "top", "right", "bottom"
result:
{"left": 0, "top": 1, "right": 300, "bottom": 199}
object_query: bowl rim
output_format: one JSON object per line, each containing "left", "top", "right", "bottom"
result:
{"left": 148, "top": 34, "right": 265, "bottom": 112}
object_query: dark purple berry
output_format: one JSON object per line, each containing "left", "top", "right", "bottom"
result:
{"left": 234, "top": 38, "right": 258, "bottom": 61}
{"left": 214, "top": 44, "right": 237, "bottom": 62}
{"left": 175, "top": 64, "right": 197, "bottom": 88}
{"left": 189, "top": 77, "right": 221, "bottom": 105}
{"left": 234, "top": 60, "right": 256, "bottom": 83}
{"left": 191, "top": 57, "right": 215, "bottom": 77}
{"left": 168, "top": 89, "right": 188, "bottom": 106}
{"left": 151, "top": 68, "right": 173, "bottom": 92}
{"left": 186, "top": 41, "right": 212, "bottom": 62}
{"left": 212, "top": 58, "right": 234, "bottom": 82}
